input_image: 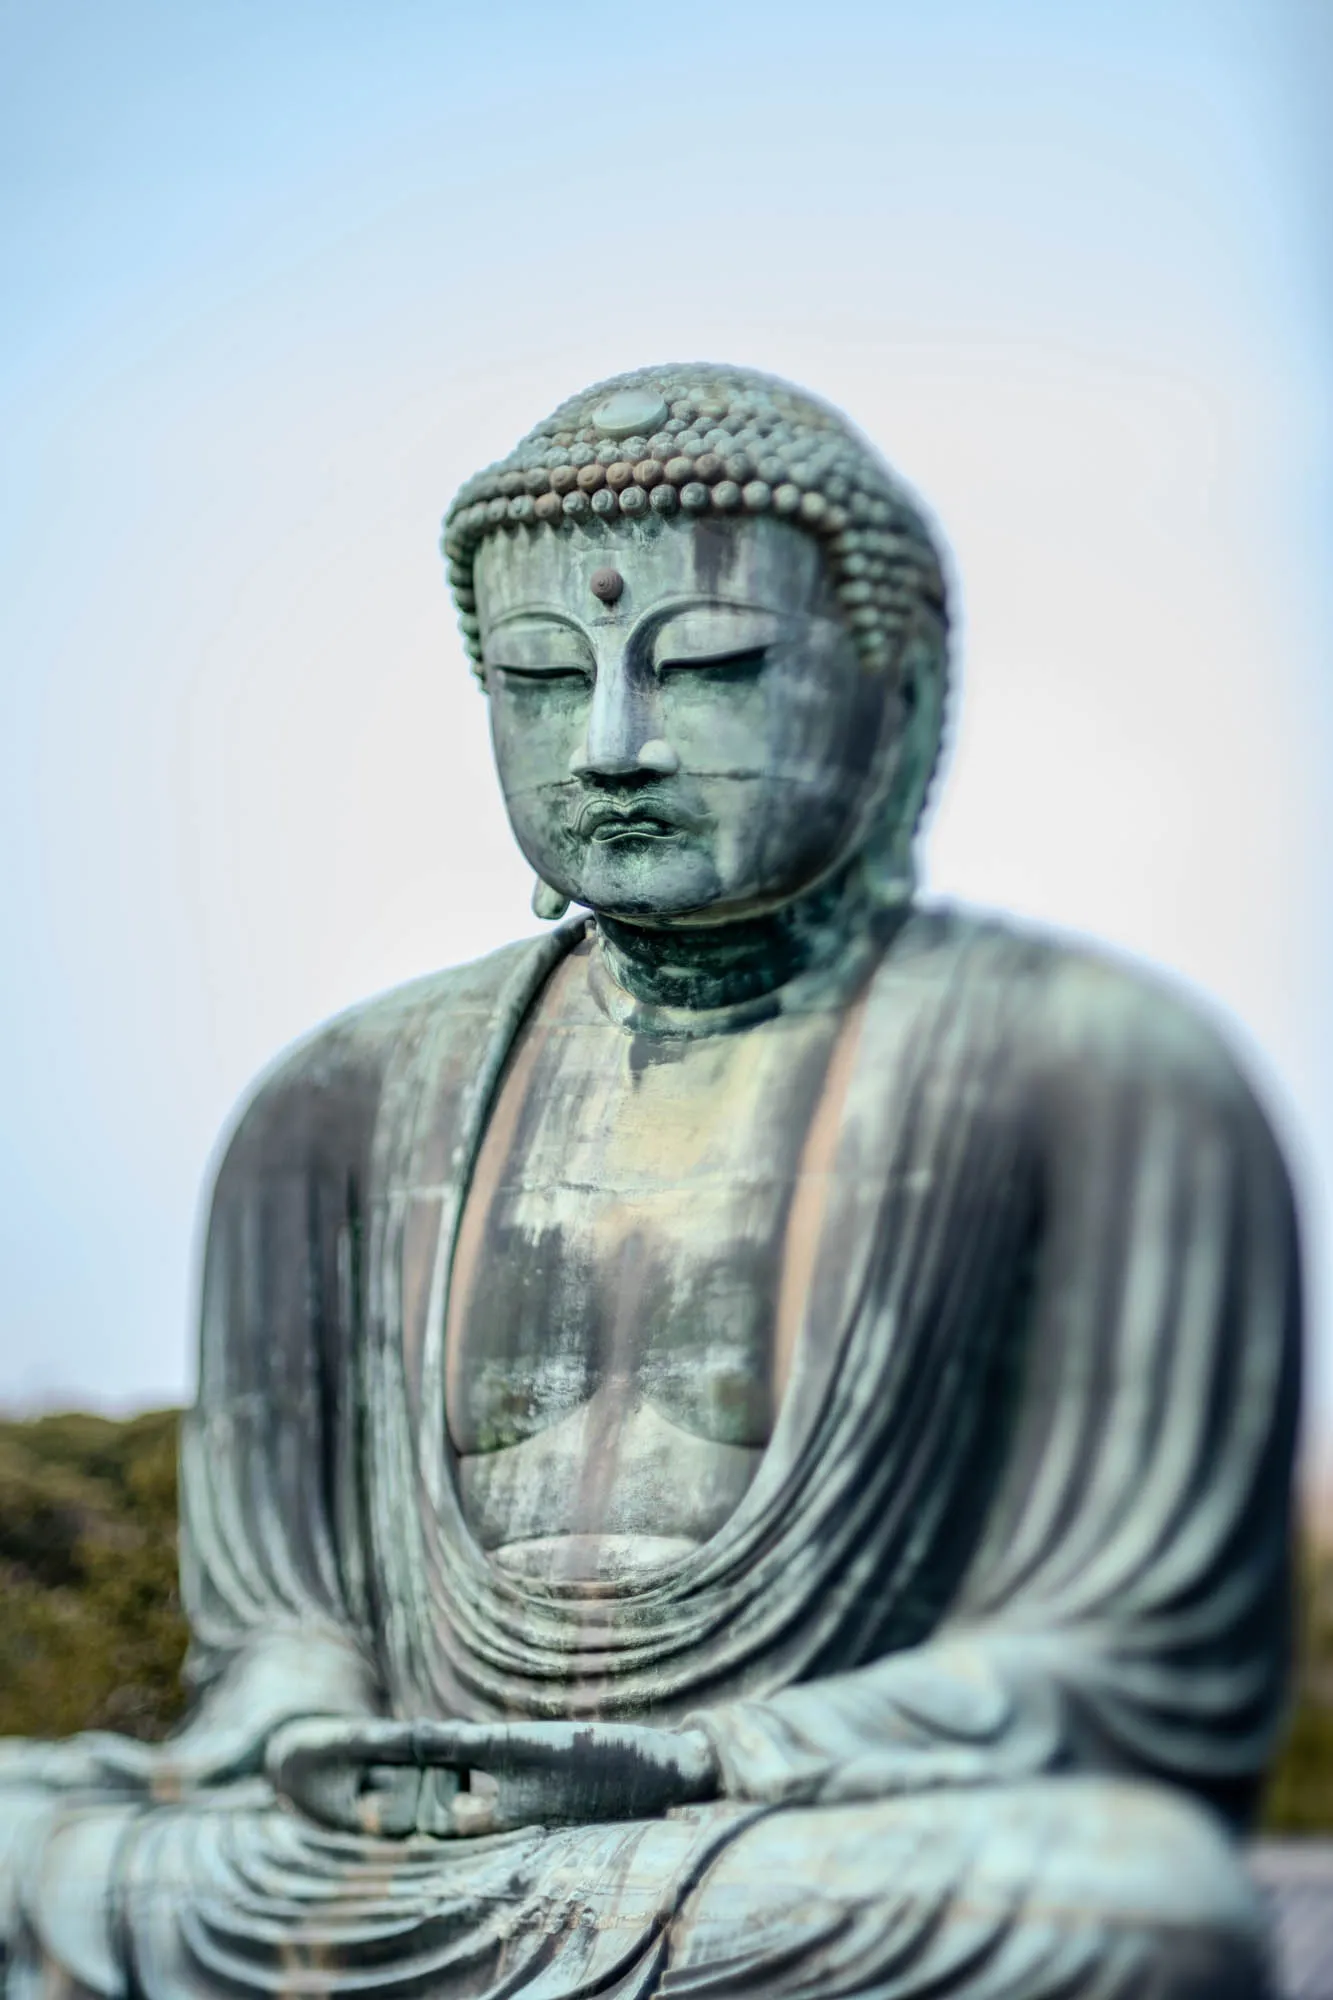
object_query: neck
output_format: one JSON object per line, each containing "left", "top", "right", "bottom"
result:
{"left": 593, "top": 864, "right": 881, "bottom": 1013}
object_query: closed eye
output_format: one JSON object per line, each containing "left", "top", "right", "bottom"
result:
{"left": 657, "top": 647, "right": 768, "bottom": 682}
{"left": 490, "top": 664, "right": 591, "bottom": 685}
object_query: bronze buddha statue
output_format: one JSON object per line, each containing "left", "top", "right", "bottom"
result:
{"left": 0, "top": 365, "right": 1300, "bottom": 2000}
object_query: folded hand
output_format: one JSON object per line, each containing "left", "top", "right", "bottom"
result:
{"left": 265, "top": 1715, "right": 720, "bottom": 1838}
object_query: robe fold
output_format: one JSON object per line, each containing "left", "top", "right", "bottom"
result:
{"left": 0, "top": 907, "right": 1299, "bottom": 2000}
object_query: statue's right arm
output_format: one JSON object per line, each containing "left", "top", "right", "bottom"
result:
{"left": 11, "top": 941, "right": 569, "bottom": 1806}
{"left": 168, "top": 1013, "right": 392, "bottom": 1790}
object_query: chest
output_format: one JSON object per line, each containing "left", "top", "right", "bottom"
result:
{"left": 444, "top": 953, "right": 843, "bottom": 1455}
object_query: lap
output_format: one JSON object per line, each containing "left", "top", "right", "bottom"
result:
{"left": 4, "top": 1774, "right": 1271, "bottom": 2000}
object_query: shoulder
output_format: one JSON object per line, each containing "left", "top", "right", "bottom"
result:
{"left": 210, "top": 930, "right": 566, "bottom": 1191}
{"left": 896, "top": 902, "right": 1281, "bottom": 1128}
{"left": 890, "top": 912, "right": 1300, "bottom": 1302}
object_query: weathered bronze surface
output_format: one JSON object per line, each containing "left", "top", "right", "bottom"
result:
{"left": 0, "top": 365, "right": 1301, "bottom": 2000}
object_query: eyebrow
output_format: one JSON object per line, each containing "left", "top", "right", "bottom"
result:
{"left": 484, "top": 606, "right": 587, "bottom": 630}
{"left": 651, "top": 596, "right": 784, "bottom": 617}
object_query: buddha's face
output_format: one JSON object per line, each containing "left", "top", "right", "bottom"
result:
{"left": 474, "top": 514, "right": 901, "bottom": 924}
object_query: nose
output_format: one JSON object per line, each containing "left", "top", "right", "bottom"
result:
{"left": 569, "top": 737, "right": 679, "bottom": 778}
{"left": 568, "top": 660, "right": 680, "bottom": 778}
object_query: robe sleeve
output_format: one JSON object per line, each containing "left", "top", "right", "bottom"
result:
{"left": 694, "top": 949, "right": 1302, "bottom": 1828}
{"left": 162, "top": 1015, "right": 392, "bottom": 1782}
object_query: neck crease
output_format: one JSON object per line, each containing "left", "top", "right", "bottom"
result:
{"left": 592, "top": 866, "right": 884, "bottom": 1013}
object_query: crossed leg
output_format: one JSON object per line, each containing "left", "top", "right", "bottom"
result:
{"left": 662, "top": 1778, "right": 1270, "bottom": 2000}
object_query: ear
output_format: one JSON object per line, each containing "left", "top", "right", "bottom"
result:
{"left": 532, "top": 877, "right": 571, "bottom": 922}
{"left": 898, "top": 622, "right": 947, "bottom": 824}
{"left": 859, "top": 619, "right": 947, "bottom": 906}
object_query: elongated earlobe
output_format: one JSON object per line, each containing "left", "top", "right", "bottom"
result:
{"left": 531, "top": 877, "right": 571, "bottom": 922}
{"left": 860, "top": 623, "right": 944, "bottom": 909}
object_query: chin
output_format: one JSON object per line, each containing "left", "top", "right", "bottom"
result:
{"left": 567, "top": 843, "right": 723, "bottom": 922}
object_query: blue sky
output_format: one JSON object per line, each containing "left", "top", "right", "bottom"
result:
{"left": 1, "top": 1, "right": 1329, "bottom": 1452}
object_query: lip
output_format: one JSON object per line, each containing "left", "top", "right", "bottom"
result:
{"left": 575, "top": 794, "right": 701, "bottom": 841}
{"left": 588, "top": 814, "right": 681, "bottom": 842}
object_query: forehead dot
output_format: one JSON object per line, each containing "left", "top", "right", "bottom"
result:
{"left": 590, "top": 568, "right": 624, "bottom": 605}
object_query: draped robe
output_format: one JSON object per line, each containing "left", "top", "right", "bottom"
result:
{"left": 0, "top": 906, "right": 1301, "bottom": 2000}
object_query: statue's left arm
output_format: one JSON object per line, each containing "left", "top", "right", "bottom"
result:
{"left": 693, "top": 953, "right": 1302, "bottom": 1828}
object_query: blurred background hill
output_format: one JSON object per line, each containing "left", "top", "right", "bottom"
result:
{"left": 0, "top": 1405, "right": 1329, "bottom": 1832}
{"left": 0, "top": 1409, "right": 187, "bottom": 1741}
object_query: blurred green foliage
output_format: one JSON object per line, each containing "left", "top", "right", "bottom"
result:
{"left": 0, "top": 1408, "right": 1331, "bottom": 1834}
{"left": 0, "top": 1408, "right": 188, "bottom": 1741}
{"left": 1264, "top": 1538, "right": 1333, "bottom": 1834}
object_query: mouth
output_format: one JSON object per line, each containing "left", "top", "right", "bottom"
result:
{"left": 575, "top": 794, "right": 701, "bottom": 843}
